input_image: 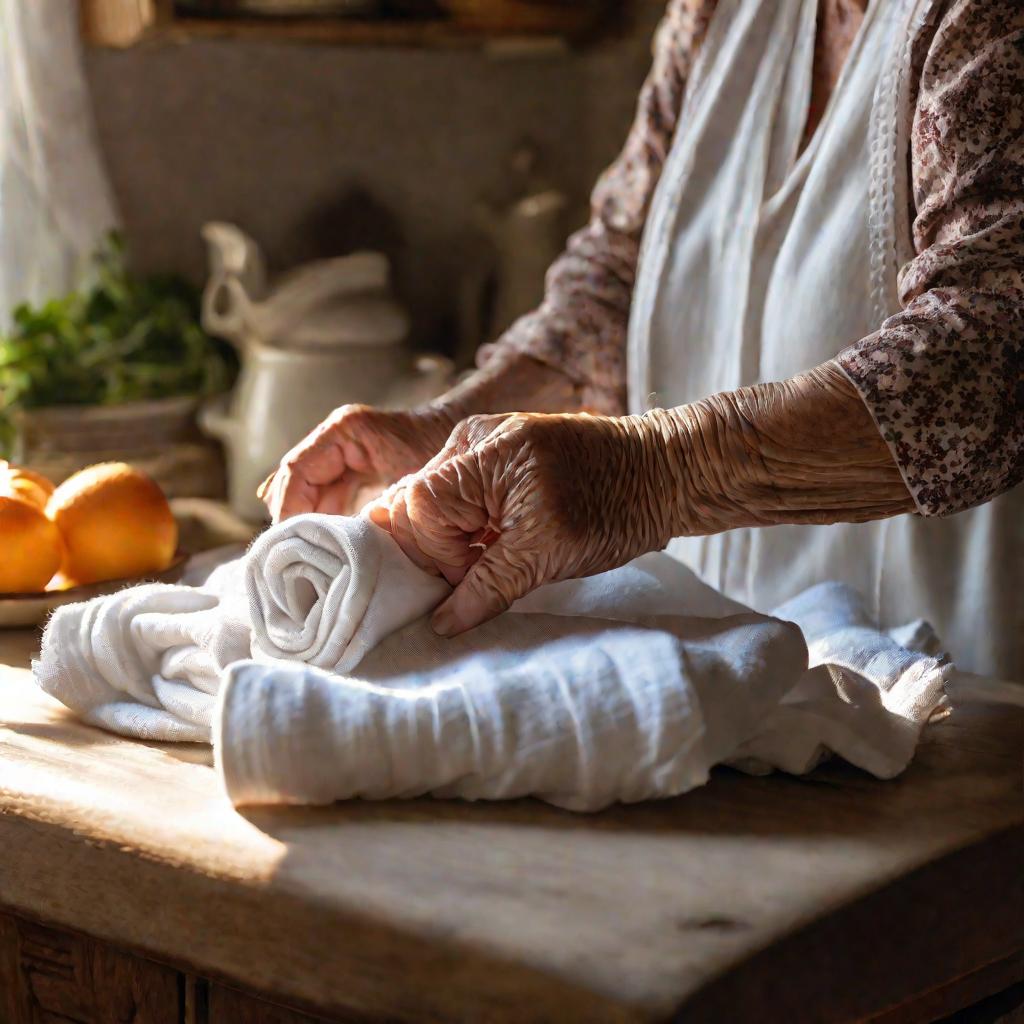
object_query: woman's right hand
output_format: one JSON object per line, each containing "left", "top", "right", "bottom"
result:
{"left": 258, "top": 404, "right": 459, "bottom": 522}
{"left": 259, "top": 351, "right": 585, "bottom": 522}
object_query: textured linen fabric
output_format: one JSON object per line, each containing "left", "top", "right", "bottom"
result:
{"left": 34, "top": 515, "right": 950, "bottom": 812}
{"left": 480, "top": 0, "right": 1024, "bottom": 517}
{"left": 217, "top": 611, "right": 806, "bottom": 811}
{"left": 729, "top": 584, "right": 952, "bottom": 778}
{"left": 34, "top": 560, "right": 250, "bottom": 741}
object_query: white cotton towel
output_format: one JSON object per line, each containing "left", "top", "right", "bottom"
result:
{"left": 217, "top": 609, "right": 806, "bottom": 810}
{"left": 34, "top": 515, "right": 447, "bottom": 742}
{"left": 729, "top": 583, "right": 952, "bottom": 779}
{"left": 34, "top": 563, "right": 251, "bottom": 742}
{"left": 34, "top": 513, "right": 952, "bottom": 811}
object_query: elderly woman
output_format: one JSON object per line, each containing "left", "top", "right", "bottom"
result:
{"left": 263, "top": 0, "right": 1023, "bottom": 679}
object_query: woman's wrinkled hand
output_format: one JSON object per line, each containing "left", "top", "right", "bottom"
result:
{"left": 368, "top": 411, "right": 677, "bottom": 636}
{"left": 259, "top": 404, "right": 459, "bottom": 522}
{"left": 363, "top": 365, "right": 917, "bottom": 637}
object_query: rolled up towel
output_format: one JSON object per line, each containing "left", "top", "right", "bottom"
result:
{"left": 246, "top": 514, "right": 450, "bottom": 672}
{"left": 33, "top": 515, "right": 452, "bottom": 741}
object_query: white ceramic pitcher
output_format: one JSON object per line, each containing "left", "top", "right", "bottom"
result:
{"left": 199, "top": 223, "right": 452, "bottom": 521}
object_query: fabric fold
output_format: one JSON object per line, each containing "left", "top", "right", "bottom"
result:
{"left": 34, "top": 513, "right": 951, "bottom": 812}
{"left": 33, "top": 516, "right": 446, "bottom": 742}
{"left": 216, "top": 611, "right": 807, "bottom": 811}
{"left": 246, "top": 513, "right": 450, "bottom": 671}
{"left": 732, "top": 583, "right": 952, "bottom": 779}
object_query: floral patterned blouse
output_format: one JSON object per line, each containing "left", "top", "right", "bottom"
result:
{"left": 480, "top": 0, "right": 1024, "bottom": 518}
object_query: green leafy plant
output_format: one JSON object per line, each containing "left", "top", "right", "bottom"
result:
{"left": 0, "top": 233, "right": 235, "bottom": 455}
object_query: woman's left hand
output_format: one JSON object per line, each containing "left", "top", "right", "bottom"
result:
{"left": 368, "top": 411, "right": 676, "bottom": 636}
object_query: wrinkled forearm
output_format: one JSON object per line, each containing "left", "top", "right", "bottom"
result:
{"left": 369, "top": 359, "right": 914, "bottom": 631}
{"left": 636, "top": 361, "right": 915, "bottom": 540}
{"left": 430, "top": 350, "right": 585, "bottom": 422}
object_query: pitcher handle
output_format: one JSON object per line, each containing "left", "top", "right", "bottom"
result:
{"left": 198, "top": 393, "right": 239, "bottom": 446}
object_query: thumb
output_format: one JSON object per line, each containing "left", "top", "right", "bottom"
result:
{"left": 430, "top": 538, "right": 532, "bottom": 636}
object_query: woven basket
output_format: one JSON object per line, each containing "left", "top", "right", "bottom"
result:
{"left": 10, "top": 397, "right": 225, "bottom": 498}
{"left": 12, "top": 396, "right": 201, "bottom": 456}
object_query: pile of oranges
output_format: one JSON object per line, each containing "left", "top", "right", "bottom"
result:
{"left": 0, "top": 461, "right": 178, "bottom": 593}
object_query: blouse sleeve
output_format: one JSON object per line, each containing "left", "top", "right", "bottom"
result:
{"left": 477, "top": 0, "right": 716, "bottom": 415}
{"left": 837, "top": 0, "right": 1024, "bottom": 516}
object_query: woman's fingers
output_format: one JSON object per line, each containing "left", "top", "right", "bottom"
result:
{"left": 372, "top": 472, "right": 525, "bottom": 635}
{"left": 261, "top": 407, "right": 511, "bottom": 523}
{"left": 418, "top": 462, "right": 497, "bottom": 572}
{"left": 430, "top": 540, "right": 530, "bottom": 636}
{"left": 373, "top": 411, "right": 649, "bottom": 636}
{"left": 309, "top": 474, "right": 369, "bottom": 517}
{"left": 267, "top": 463, "right": 332, "bottom": 522}
{"left": 371, "top": 486, "right": 441, "bottom": 575}
{"left": 261, "top": 464, "right": 313, "bottom": 523}
{"left": 371, "top": 463, "right": 489, "bottom": 580}
{"left": 261, "top": 427, "right": 350, "bottom": 521}
{"left": 418, "top": 413, "right": 507, "bottom": 476}
{"left": 368, "top": 414, "right": 554, "bottom": 633}
{"left": 259, "top": 405, "right": 395, "bottom": 521}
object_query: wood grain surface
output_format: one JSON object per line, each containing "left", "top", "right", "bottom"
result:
{"left": 208, "top": 983, "right": 341, "bottom": 1022}
{"left": 0, "top": 629, "right": 1021, "bottom": 1022}
{"left": 0, "top": 913, "right": 181, "bottom": 1022}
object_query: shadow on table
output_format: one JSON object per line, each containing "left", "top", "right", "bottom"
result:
{"left": 235, "top": 700, "right": 1022, "bottom": 844}
{"left": 9, "top": 719, "right": 214, "bottom": 766}
{"left": 235, "top": 767, "right": 924, "bottom": 842}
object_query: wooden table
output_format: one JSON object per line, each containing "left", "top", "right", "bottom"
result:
{"left": 0, "top": 627, "right": 1022, "bottom": 1023}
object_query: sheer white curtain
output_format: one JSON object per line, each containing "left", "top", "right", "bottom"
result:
{"left": 0, "top": 0, "right": 118, "bottom": 324}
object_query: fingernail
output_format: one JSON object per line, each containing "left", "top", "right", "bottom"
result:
{"left": 431, "top": 606, "right": 458, "bottom": 637}
{"left": 367, "top": 504, "right": 389, "bottom": 529}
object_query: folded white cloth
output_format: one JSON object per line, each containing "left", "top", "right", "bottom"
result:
{"left": 35, "top": 515, "right": 448, "bottom": 742}
{"left": 34, "top": 513, "right": 951, "bottom": 811}
{"left": 218, "top": 611, "right": 805, "bottom": 810}
{"left": 728, "top": 584, "right": 952, "bottom": 779}
{"left": 35, "top": 563, "right": 250, "bottom": 742}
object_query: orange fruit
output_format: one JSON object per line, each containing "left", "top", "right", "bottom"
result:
{"left": 0, "top": 460, "right": 55, "bottom": 512}
{"left": 47, "top": 462, "right": 178, "bottom": 585}
{"left": 0, "top": 494, "right": 63, "bottom": 592}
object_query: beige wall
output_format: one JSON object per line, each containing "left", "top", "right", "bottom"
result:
{"left": 84, "top": 1, "right": 662, "bottom": 350}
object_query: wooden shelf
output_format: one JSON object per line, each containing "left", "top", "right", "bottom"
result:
{"left": 82, "top": 0, "right": 615, "bottom": 50}
{"left": 160, "top": 15, "right": 582, "bottom": 49}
